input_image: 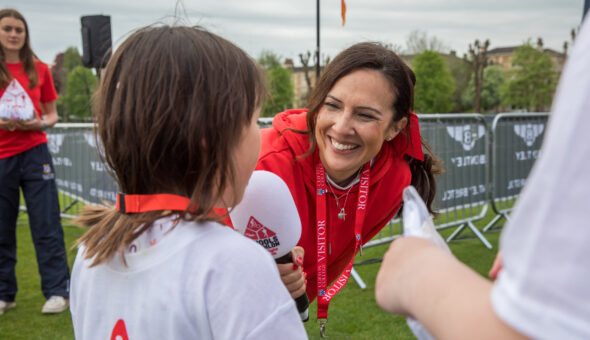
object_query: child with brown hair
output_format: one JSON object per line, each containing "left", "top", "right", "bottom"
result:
{"left": 69, "top": 25, "right": 307, "bottom": 339}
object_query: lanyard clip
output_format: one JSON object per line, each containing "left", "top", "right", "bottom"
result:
{"left": 318, "top": 318, "right": 327, "bottom": 338}
{"left": 356, "top": 234, "right": 363, "bottom": 256}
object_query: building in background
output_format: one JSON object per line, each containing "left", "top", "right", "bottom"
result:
{"left": 488, "top": 42, "right": 567, "bottom": 74}
{"left": 284, "top": 58, "right": 324, "bottom": 108}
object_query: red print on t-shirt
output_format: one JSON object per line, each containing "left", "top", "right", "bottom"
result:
{"left": 110, "top": 319, "right": 129, "bottom": 340}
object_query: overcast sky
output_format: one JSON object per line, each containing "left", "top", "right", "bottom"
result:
{"left": 8, "top": 0, "right": 587, "bottom": 66}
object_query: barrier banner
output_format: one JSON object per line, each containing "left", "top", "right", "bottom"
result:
{"left": 419, "top": 117, "right": 488, "bottom": 212}
{"left": 491, "top": 114, "right": 548, "bottom": 211}
{"left": 47, "top": 127, "right": 118, "bottom": 207}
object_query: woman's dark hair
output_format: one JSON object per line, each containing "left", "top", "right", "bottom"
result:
{"left": 0, "top": 8, "right": 38, "bottom": 89}
{"left": 305, "top": 42, "right": 442, "bottom": 214}
{"left": 75, "top": 25, "right": 266, "bottom": 266}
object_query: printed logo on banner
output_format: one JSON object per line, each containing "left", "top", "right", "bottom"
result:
{"left": 84, "top": 132, "right": 106, "bottom": 158}
{"left": 46, "top": 134, "right": 65, "bottom": 154}
{"left": 244, "top": 216, "right": 280, "bottom": 255}
{"left": 83, "top": 132, "right": 96, "bottom": 148}
{"left": 514, "top": 124, "right": 544, "bottom": 147}
{"left": 446, "top": 125, "right": 486, "bottom": 151}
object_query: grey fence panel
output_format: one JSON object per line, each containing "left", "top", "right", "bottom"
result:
{"left": 484, "top": 112, "right": 549, "bottom": 231}
{"left": 20, "top": 119, "right": 282, "bottom": 218}
{"left": 23, "top": 115, "right": 543, "bottom": 246}
{"left": 417, "top": 114, "right": 491, "bottom": 248}
{"left": 356, "top": 114, "right": 494, "bottom": 290}
{"left": 363, "top": 114, "right": 492, "bottom": 250}
{"left": 47, "top": 123, "right": 118, "bottom": 218}
{"left": 258, "top": 117, "right": 273, "bottom": 129}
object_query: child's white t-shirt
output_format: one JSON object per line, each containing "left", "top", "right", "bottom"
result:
{"left": 491, "top": 16, "right": 590, "bottom": 340}
{"left": 70, "top": 216, "right": 308, "bottom": 340}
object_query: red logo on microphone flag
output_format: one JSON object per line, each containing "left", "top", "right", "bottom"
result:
{"left": 244, "top": 216, "right": 280, "bottom": 255}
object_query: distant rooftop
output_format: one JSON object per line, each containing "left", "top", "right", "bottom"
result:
{"left": 488, "top": 46, "right": 565, "bottom": 57}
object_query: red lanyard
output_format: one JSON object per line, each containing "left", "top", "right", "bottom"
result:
{"left": 315, "top": 162, "right": 370, "bottom": 335}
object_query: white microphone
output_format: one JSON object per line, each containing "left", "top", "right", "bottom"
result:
{"left": 230, "top": 170, "right": 309, "bottom": 321}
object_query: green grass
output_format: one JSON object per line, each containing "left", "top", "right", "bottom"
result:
{"left": 0, "top": 215, "right": 84, "bottom": 340}
{"left": 55, "top": 192, "right": 87, "bottom": 217}
{"left": 0, "top": 209, "right": 504, "bottom": 339}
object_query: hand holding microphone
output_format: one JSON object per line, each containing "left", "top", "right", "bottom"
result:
{"left": 277, "top": 246, "right": 306, "bottom": 299}
{"left": 230, "top": 170, "right": 310, "bottom": 322}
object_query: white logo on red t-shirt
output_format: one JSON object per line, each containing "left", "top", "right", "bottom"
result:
{"left": 244, "top": 216, "right": 280, "bottom": 255}
{"left": 0, "top": 79, "right": 35, "bottom": 121}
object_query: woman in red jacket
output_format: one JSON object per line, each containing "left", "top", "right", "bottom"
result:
{"left": 256, "top": 42, "right": 441, "bottom": 326}
{"left": 0, "top": 8, "right": 69, "bottom": 315}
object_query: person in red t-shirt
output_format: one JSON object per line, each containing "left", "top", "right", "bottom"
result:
{"left": 0, "top": 8, "right": 69, "bottom": 316}
{"left": 256, "top": 42, "right": 442, "bottom": 326}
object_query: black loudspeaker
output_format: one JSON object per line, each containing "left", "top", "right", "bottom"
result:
{"left": 81, "top": 15, "right": 112, "bottom": 68}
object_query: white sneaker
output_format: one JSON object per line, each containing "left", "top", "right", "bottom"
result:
{"left": 0, "top": 300, "right": 16, "bottom": 315}
{"left": 41, "top": 296, "right": 69, "bottom": 314}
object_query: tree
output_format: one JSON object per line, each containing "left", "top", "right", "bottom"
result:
{"left": 299, "top": 51, "right": 313, "bottom": 100}
{"left": 63, "top": 47, "right": 82, "bottom": 73}
{"left": 65, "top": 66, "right": 97, "bottom": 121}
{"left": 462, "top": 65, "right": 505, "bottom": 112}
{"left": 502, "top": 43, "right": 557, "bottom": 111}
{"left": 52, "top": 47, "right": 84, "bottom": 122}
{"left": 297, "top": 50, "right": 331, "bottom": 104}
{"left": 443, "top": 53, "right": 472, "bottom": 112}
{"left": 463, "top": 39, "right": 490, "bottom": 113}
{"left": 258, "top": 51, "right": 294, "bottom": 117}
{"left": 405, "top": 30, "right": 449, "bottom": 54}
{"left": 413, "top": 50, "right": 455, "bottom": 113}
{"left": 384, "top": 42, "right": 404, "bottom": 54}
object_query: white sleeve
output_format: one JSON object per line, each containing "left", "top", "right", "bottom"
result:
{"left": 198, "top": 231, "right": 308, "bottom": 340}
{"left": 491, "top": 17, "right": 590, "bottom": 340}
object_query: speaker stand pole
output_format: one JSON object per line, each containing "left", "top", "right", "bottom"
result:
{"left": 95, "top": 67, "right": 102, "bottom": 81}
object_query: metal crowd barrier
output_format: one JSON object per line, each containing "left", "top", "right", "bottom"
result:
{"left": 352, "top": 113, "right": 547, "bottom": 288}
{"left": 361, "top": 113, "right": 494, "bottom": 254}
{"left": 17, "top": 114, "right": 547, "bottom": 290}
{"left": 352, "top": 113, "right": 496, "bottom": 288}
{"left": 45, "top": 123, "right": 117, "bottom": 219}
{"left": 258, "top": 117, "right": 273, "bottom": 128}
{"left": 20, "top": 114, "right": 546, "bottom": 246}
{"left": 483, "top": 112, "right": 549, "bottom": 231}
{"left": 417, "top": 114, "right": 492, "bottom": 247}
{"left": 361, "top": 113, "right": 549, "bottom": 253}
{"left": 19, "top": 118, "right": 278, "bottom": 218}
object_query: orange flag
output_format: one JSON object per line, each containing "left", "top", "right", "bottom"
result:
{"left": 341, "top": 0, "right": 347, "bottom": 26}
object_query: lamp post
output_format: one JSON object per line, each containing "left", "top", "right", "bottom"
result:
{"left": 316, "top": 0, "right": 321, "bottom": 79}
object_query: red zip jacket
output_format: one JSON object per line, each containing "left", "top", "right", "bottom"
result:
{"left": 256, "top": 109, "right": 422, "bottom": 301}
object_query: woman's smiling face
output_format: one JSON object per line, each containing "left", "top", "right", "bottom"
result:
{"left": 315, "top": 68, "right": 407, "bottom": 186}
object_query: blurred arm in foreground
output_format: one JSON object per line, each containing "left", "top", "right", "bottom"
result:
{"left": 376, "top": 15, "right": 590, "bottom": 340}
